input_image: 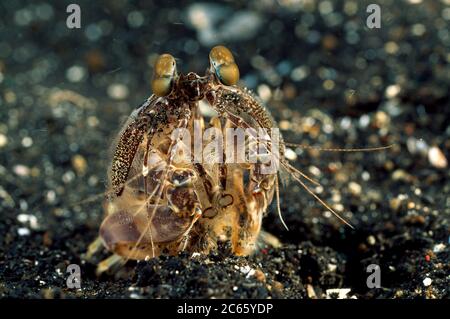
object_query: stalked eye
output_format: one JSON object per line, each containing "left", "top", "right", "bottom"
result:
{"left": 209, "top": 45, "right": 240, "bottom": 86}
{"left": 151, "top": 53, "right": 177, "bottom": 97}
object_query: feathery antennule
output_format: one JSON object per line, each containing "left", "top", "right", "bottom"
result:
{"left": 284, "top": 142, "right": 394, "bottom": 153}
{"left": 275, "top": 176, "right": 289, "bottom": 231}
{"left": 290, "top": 172, "right": 354, "bottom": 229}
{"left": 281, "top": 161, "right": 321, "bottom": 187}
{"left": 241, "top": 126, "right": 322, "bottom": 188}
{"left": 247, "top": 133, "right": 354, "bottom": 229}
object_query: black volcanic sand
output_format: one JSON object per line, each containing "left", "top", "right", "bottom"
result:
{"left": 0, "top": 0, "right": 449, "bottom": 298}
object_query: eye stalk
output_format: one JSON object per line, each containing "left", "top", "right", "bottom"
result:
{"left": 209, "top": 45, "right": 240, "bottom": 86}
{"left": 151, "top": 54, "right": 177, "bottom": 97}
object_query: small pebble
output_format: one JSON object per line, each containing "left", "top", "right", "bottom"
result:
{"left": 279, "top": 120, "right": 291, "bottom": 130}
{"left": 290, "top": 66, "right": 309, "bottom": 81}
{"left": 284, "top": 148, "right": 297, "bottom": 161}
{"left": 219, "top": 11, "right": 263, "bottom": 43}
{"left": 127, "top": 11, "right": 144, "bottom": 28}
{"left": 390, "top": 198, "right": 403, "bottom": 211}
{"left": 87, "top": 116, "right": 99, "bottom": 127}
{"left": 327, "top": 264, "right": 337, "bottom": 272}
{"left": 384, "top": 41, "right": 399, "bottom": 54}
{"left": 308, "top": 165, "right": 321, "bottom": 177}
{"left": 348, "top": 182, "right": 362, "bottom": 196}
{"left": 66, "top": 65, "right": 86, "bottom": 83}
{"left": 72, "top": 154, "right": 87, "bottom": 175}
{"left": 46, "top": 190, "right": 56, "bottom": 204}
{"left": 323, "top": 79, "right": 335, "bottom": 90}
{"left": 422, "top": 277, "right": 432, "bottom": 287}
{"left": 392, "top": 169, "right": 411, "bottom": 182}
{"left": 385, "top": 84, "right": 401, "bottom": 98}
{"left": 239, "top": 265, "right": 253, "bottom": 277}
{"left": 272, "top": 281, "right": 284, "bottom": 291}
{"left": 306, "top": 284, "right": 317, "bottom": 299}
{"left": 428, "top": 146, "right": 447, "bottom": 169}
{"left": 406, "top": 137, "right": 429, "bottom": 155}
{"left": 432, "top": 243, "right": 445, "bottom": 253}
{"left": 404, "top": 214, "right": 425, "bottom": 225}
{"left": 411, "top": 23, "right": 426, "bottom": 36}
{"left": 373, "top": 111, "right": 390, "bottom": 129}
{"left": 0, "top": 187, "right": 14, "bottom": 207}
{"left": 367, "top": 235, "right": 376, "bottom": 246}
{"left": 21, "top": 136, "right": 33, "bottom": 148}
{"left": 88, "top": 175, "right": 99, "bottom": 186}
{"left": 107, "top": 83, "right": 129, "bottom": 100}
{"left": 62, "top": 171, "right": 76, "bottom": 183}
{"left": 43, "top": 232, "right": 52, "bottom": 246}
{"left": 17, "top": 214, "right": 39, "bottom": 230}
{"left": 0, "top": 134, "right": 7, "bottom": 148}
{"left": 17, "top": 227, "right": 30, "bottom": 236}
{"left": 13, "top": 164, "right": 30, "bottom": 177}
{"left": 257, "top": 84, "right": 271, "bottom": 102}
{"left": 254, "top": 269, "right": 266, "bottom": 282}
{"left": 361, "top": 171, "right": 370, "bottom": 181}
{"left": 359, "top": 114, "right": 370, "bottom": 128}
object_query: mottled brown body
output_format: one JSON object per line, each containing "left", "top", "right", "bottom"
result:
{"left": 98, "top": 51, "right": 281, "bottom": 262}
{"left": 86, "top": 46, "right": 378, "bottom": 274}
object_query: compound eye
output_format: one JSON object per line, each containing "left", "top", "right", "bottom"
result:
{"left": 151, "top": 54, "right": 177, "bottom": 97}
{"left": 209, "top": 45, "right": 240, "bottom": 86}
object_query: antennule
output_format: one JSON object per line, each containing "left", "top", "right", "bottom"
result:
{"left": 284, "top": 143, "right": 394, "bottom": 153}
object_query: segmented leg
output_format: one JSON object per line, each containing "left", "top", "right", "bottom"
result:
{"left": 229, "top": 168, "right": 262, "bottom": 255}
{"left": 96, "top": 254, "right": 125, "bottom": 276}
{"left": 84, "top": 236, "right": 103, "bottom": 262}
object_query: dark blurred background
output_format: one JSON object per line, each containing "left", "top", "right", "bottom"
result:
{"left": 0, "top": 0, "right": 448, "bottom": 299}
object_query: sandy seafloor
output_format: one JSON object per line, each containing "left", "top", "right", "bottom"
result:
{"left": 0, "top": 0, "right": 449, "bottom": 298}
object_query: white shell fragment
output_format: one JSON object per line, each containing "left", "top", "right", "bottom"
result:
{"left": 17, "top": 214, "right": 39, "bottom": 230}
{"left": 422, "top": 277, "right": 432, "bottom": 287}
{"left": 17, "top": 227, "right": 31, "bottom": 236}
{"left": 432, "top": 243, "right": 445, "bottom": 253}
{"left": 428, "top": 146, "right": 447, "bottom": 169}
{"left": 326, "top": 288, "right": 352, "bottom": 299}
{"left": 284, "top": 148, "right": 297, "bottom": 161}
